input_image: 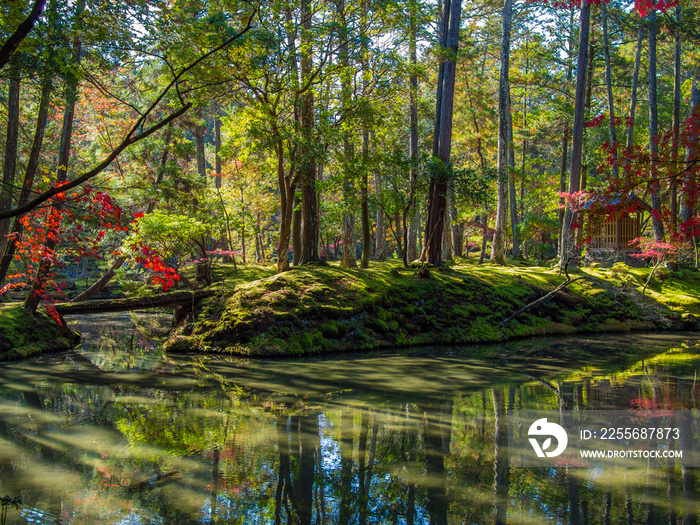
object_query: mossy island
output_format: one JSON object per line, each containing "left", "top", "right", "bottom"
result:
{"left": 160, "top": 259, "right": 700, "bottom": 356}
{"left": 2, "top": 259, "right": 699, "bottom": 361}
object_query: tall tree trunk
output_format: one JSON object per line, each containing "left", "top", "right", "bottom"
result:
{"left": 626, "top": 26, "right": 644, "bottom": 179}
{"left": 422, "top": 0, "right": 449, "bottom": 263}
{"left": 0, "top": 65, "right": 20, "bottom": 259}
{"left": 559, "top": 126, "right": 569, "bottom": 237}
{"left": 292, "top": 193, "right": 302, "bottom": 265}
{"left": 479, "top": 212, "right": 488, "bottom": 265}
{"left": 299, "top": 0, "right": 319, "bottom": 264}
{"left": 423, "top": 0, "right": 461, "bottom": 266}
{"left": 602, "top": 2, "right": 618, "bottom": 180}
{"left": 0, "top": 74, "right": 52, "bottom": 287}
{"left": 195, "top": 106, "right": 206, "bottom": 181}
{"left": 491, "top": 0, "right": 512, "bottom": 264}
{"left": 442, "top": 185, "right": 454, "bottom": 262}
{"left": 516, "top": 41, "right": 530, "bottom": 259}
{"left": 670, "top": 4, "right": 681, "bottom": 234}
{"left": 25, "top": 0, "right": 86, "bottom": 312}
{"left": 361, "top": 131, "right": 371, "bottom": 268}
{"left": 431, "top": 0, "right": 450, "bottom": 158}
{"left": 558, "top": 10, "right": 574, "bottom": 245}
{"left": 508, "top": 90, "right": 519, "bottom": 258}
{"left": 374, "top": 171, "right": 386, "bottom": 260}
{"left": 214, "top": 102, "right": 222, "bottom": 190}
{"left": 407, "top": 0, "right": 420, "bottom": 261}
{"left": 338, "top": 0, "right": 356, "bottom": 269}
{"left": 360, "top": 0, "right": 371, "bottom": 269}
{"left": 575, "top": 38, "right": 594, "bottom": 249}
{"left": 560, "top": 0, "right": 591, "bottom": 268}
{"left": 284, "top": 7, "right": 303, "bottom": 267}
{"left": 394, "top": 210, "right": 404, "bottom": 260}
{"left": 648, "top": 9, "right": 665, "bottom": 242}
{"left": 276, "top": 135, "right": 296, "bottom": 273}
{"left": 451, "top": 196, "right": 463, "bottom": 256}
{"left": 680, "top": 75, "right": 700, "bottom": 226}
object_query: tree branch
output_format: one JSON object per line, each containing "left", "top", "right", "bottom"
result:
{"left": 0, "top": 0, "right": 46, "bottom": 70}
{"left": 0, "top": 7, "right": 256, "bottom": 221}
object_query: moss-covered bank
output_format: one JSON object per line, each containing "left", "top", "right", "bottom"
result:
{"left": 164, "top": 260, "right": 700, "bottom": 356}
{"left": 0, "top": 304, "right": 80, "bottom": 361}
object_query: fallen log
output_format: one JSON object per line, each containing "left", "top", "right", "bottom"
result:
{"left": 55, "top": 290, "right": 216, "bottom": 315}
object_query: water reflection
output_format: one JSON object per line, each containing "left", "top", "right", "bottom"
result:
{"left": 0, "top": 321, "right": 699, "bottom": 524}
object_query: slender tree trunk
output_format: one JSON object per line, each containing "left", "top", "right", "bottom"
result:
{"left": 72, "top": 256, "right": 126, "bottom": 302}
{"left": 284, "top": 7, "right": 303, "bottom": 267}
{"left": 0, "top": 64, "right": 20, "bottom": 258}
{"left": 602, "top": 2, "right": 618, "bottom": 180}
{"left": 299, "top": 0, "right": 319, "bottom": 264}
{"left": 360, "top": 0, "right": 371, "bottom": 269}
{"left": 559, "top": 126, "right": 569, "bottom": 237}
{"left": 626, "top": 26, "right": 644, "bottom": 180}
{"left": 648, "top": 9, "right": 665, "bottom": 242}
{"left": 491, "top": 0, "right": 513, "bottom": 264}
{"left": 292, "top": 193, "right": 302, "bottom": 265}
{"left": 214, "top": 102, "right": 222, "bottom": 190}
{"left": 479, "top": 212, "right": 488, "bottom": 265}
{"left": 423, "top": 0, "right": 461, "bottom": 266}
{"left": 25, "top": 0, "right": 86, "bottom": 312}
{"left": 431, "top": 0, "right": 450, "bottom": 158}
{"left": 374, "top": 171, "right": 386, "bottom": 260}
{"left": 508, "top": 90, "right": 519, "bottom": 258}
{"left": 195, "top": 106, "right": 206, "bottom": 181}
{"left": 558, "top": 10, "right": 574, "bottom": 247}
{"left": 451, "top": 195, "right": 463, "bottom": 257}
{"left": 575, "top": 38, "right": 594, "bottom": 249}
{"left": 442, "top": 185, "right": 454, "bottom": 262}
{"left": 276, "top": 137, "right": 295, "bottom": 273}
{"left": 395, "top": 210, "right": 404, "bottom": 260}
{"left": 670, "top": 4, "right": 681, "bottom": 234}
{"left": 338, "top": 0, "right": 356, "bottom": 269}
{"left": 361, "top": 131, "right": 371, "bottom": 268}
{"left": 560, "top": 0, "right": 591, "bottom": 268}
{"left": 407, "top": 0, "right": 420, "bottom": 261}
{"left": 0, "top": 75, "right": 52, "bottom": 287}
{"left": 516, "top": 41, "right": 530, "bottom": 258}
{"left": 680, "top": 76, "right": 700, "bottom": 226}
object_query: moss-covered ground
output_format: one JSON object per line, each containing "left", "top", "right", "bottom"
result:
{"left": 0, "top": 304, "right": 80, "bottom": 361}
{"left": 163, "top": 258, "right": 700, "bottom": 356}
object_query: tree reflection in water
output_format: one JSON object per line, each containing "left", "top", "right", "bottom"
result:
{"left": 0, "top": 331, "right": 698, "bottom": 523}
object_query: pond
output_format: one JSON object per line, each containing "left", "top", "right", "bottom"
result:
{"left": 0, "top": 313, "right": 698, "bottom": 524}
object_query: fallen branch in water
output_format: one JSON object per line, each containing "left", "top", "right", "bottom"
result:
{"left": 499, "top": 260, "right": 585, "bottom": 327}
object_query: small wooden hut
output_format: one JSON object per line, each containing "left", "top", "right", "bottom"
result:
{"left": 587, "top": 195, "right": 650, "bottom": 256}
{"left": 589, "top": 214, "right": 641, "bottom": 252}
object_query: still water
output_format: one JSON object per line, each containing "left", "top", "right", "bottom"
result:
{"left": 0, "top": 313, "right": 698, "bottom": 524}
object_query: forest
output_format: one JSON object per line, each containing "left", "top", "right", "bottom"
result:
{"left": 4, "top": 2, "right": 700, "bottom": 523}
{"left": 0, "top": 0, "right": 699, "bottom": 351}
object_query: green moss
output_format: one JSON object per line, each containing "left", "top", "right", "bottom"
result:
{"left": 0, "top": 304, "right": 80, "bottom": 361}
{"left": 366, "top": 316, "right": 390, "bottom": 334}
{"left": 163, "top": 260, "right": 700, "bottom": 357}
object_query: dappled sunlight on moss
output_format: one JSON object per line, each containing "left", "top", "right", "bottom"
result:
{"left": 160, "top": 261, "right": 700, "bottom": 356}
